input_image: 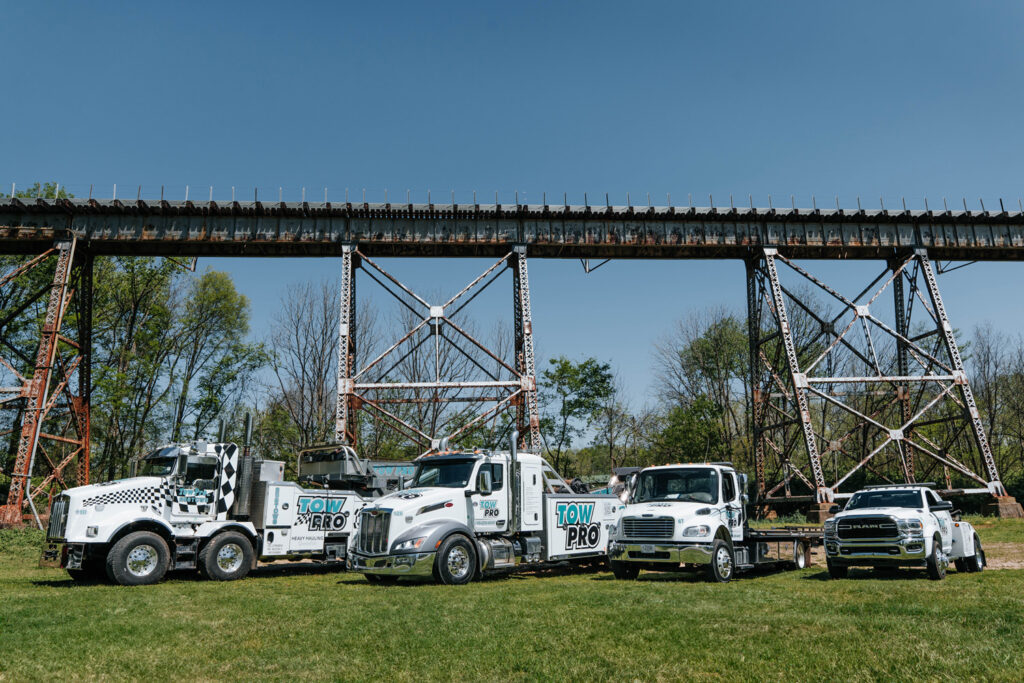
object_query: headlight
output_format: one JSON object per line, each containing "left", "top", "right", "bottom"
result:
{"left": 608, "top": 523, "right": 618, "bottom": 536}
{"left": 393, "top": 537, "right": 427, "bottom": 551}
{"left": 823, "top": 520, "right": 836, "bottom": 533}
{"left": 898, "top": 519, "right": 923, "bottom": 533}
{"left": 86, "top": 526, "right": 99, "bottom": 537}
{"left": 682, "top": 525, "right": 710, "bottom": 537}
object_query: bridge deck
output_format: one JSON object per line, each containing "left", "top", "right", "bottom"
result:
{"left": 3, "top": 197, "right": 1024, "bottom": 259}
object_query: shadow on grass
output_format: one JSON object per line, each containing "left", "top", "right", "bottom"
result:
{"left": 800, "top": 567, "right": 945, "bottom": 581}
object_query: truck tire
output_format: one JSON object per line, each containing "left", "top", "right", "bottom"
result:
{"left": 926, "top": 536, "right": 947, "bottom": 581}
{"left": 792, "top": 541, "right": 808, "bottom": 570}
{"left": 965, "top": 534, "right": 985, "bottom": 573}
{"left": 953, "top": 558, "right": 968, "bottom": 573}
{"left": 826, "top": 557, "right": 847, "bottom": 579}
{"left": 706, "top": 539, "right": 733, "bottom": 583}
{"left": 105, "top": 531, "right": 170, "bottom": 586}
{"left": 199, "top": 532, "right": 254, "bottom": 581}
{"left": 433, "top": 534, "right": 476, "bottom": 585}
{"left": 610, "top": 560, "right": 640, "bottom": 580}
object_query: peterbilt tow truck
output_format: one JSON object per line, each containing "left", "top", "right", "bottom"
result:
{"left": 348, "top": 433, "right": 622, "bottom": 584}
{"left": 824, "top": 483, "right": 986, "bottom": 580}
{"left": 41, "top": 441, "right": 375, "bottom": 585}
{"left": 607, "top": 463, "right": 822, "bottom": 582}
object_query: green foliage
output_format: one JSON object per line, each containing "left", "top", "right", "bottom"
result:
{"left": 539, "top": 356, "right": 614, "bottom": 474}
{"left": 650, "top": 395, "right": 729, "bottom": 463}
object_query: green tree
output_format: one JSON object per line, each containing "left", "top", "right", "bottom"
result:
{"left": 538, "top": 356, "right": 614, "bottom": 475}
{"left": 650, "top": 395, "right": 728, "bottom": 464}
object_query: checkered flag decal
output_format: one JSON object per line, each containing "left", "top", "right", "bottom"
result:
{"left": 83, "top": 486, "right": 162, "bottom": 507}
{"left": 215, "top": 443, "right": 239, "bottom": 520}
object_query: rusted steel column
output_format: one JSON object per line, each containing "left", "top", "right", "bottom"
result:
{"left": 761, "top": 247, "right": 830, "bottom": 502}
{"left": 746, "top": 257, "right": 766, "bottom": 500}
{"left": 1, "top": 239, "right": 76, "bottom": 525}
{"left": 334, "top": 244, "right": 359, "bottom": 446}
{"left": 512, "top": 245, "right": 541, "bottom": 452}
{"left": 891, "top": 256, "right": 914, "bottom": 482}
{"left": 75, "top": 252, "right": 93, "bottom": 486}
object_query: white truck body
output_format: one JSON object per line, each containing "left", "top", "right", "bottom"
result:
{"left": 823, "top": 484, "right": 986, "bottom": 579}
{"left": 42, "top": 442, "right": 372, "bottom": 584}
{"left": 607, "top": 463, "right": 819, "bottom": 582}
{"left": 348, "top": 446, "right": 622, "bottom": 584}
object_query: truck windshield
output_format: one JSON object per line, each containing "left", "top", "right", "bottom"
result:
{"left": 635, "top": 468, "right": 719, "bottom": 504}
{"left": 138, "top": 447, "right": 179, "bottom": 477}
{"left": 412, "top": 459, "right": 476, "bottom": 488}
{"left": 845, "top": 490, "right": 923, "bottom": 510}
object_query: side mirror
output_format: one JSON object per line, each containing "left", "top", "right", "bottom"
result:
{"left": 175, "top": 450, "right": 188, "bottom": 479}
{"left": 129, "top": 459, "right": 138, "bottom": 478}
{"left": 829, "top": 504, "right": 841, "bottom": 514}
{"left": 930, "top": 501, "right": 953, "bottom": 512}
{"left": 478, "top": 469, "right": 493, "bottom": 495}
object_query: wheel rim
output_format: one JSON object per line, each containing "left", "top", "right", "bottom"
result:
{"left": 935, "top": 545, "right": 948, "bottom": 572}
{"left": 217, "top": 543, "right": 244, "bottom": 573}
{"left": 126, "top": 544, "right": 159, "bottom": 577}
{"left": 794, "top": 542, "right": 806, "bottom": 569}
{"left": 975, "top": 540, "right": 985, "bottom": 569}
{"left": 447, "top": 545, "right": 470, "bottom": 579}
{"left": 716, "top": 547, "right": 732, "bottom": 578}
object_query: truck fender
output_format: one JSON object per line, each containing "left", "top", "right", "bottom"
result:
{"left": 713, "top": 524, "right": 732, "bottom": 548}
{"left": 106, "top": 518, "right": 177, "bottom": 549}
{"left": 392, "top": 519, "right": 474, "bottom": 558}
{"left": 194, "top": 522, "right": 259, "bottom": 546}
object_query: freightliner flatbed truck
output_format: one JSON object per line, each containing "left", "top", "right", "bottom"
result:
{"left": 607, "top": 462, "right": 822, "bottom": 582}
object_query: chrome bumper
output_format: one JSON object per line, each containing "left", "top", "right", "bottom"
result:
{"left": 824, "top": 536, "right": 926, "bottom": 562}
{"left": 608, "top": 541, "right": 714, "bottom": 565}
{"left": 349, "top": 551, "right": 435, "bottom": 577}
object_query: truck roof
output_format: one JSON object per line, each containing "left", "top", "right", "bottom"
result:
{"left": 860, "top": 483, "right": 936, "bottom": 492}
{"left": 640, "top": 462, "right": 736, "bottom": 472}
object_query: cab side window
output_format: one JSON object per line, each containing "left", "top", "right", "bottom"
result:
{"left": 487, "top": 463, "right": 504, "bottom": 491}
{"left": 722, "top": 473, "right": 736, "bottom": 502}
{"left": 926, "top": 490, "right": 942, "bottom": 507}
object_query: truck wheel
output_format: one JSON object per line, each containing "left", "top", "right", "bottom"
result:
{"left": 965, "top": 534, "right": 985, "bottom": 573}
{"left": 105, "top": 531, "right": 170, "bottom": 586}
{"left": 826, "top": 557, "right": 848, "bottom": 579}
{"left": 706, "top": 539, "right": 733, "bottom": 583}
{"left": 199, "top": 532, "right": 254, "bottom": 581}
{"left": 953, "top": 559, "right": 967, "bottom": 573}
{"left": 610, "top": 560, "right": 640, "bottom": 580}
{"left": 433, "top": 534, "right": 476, "bottom": 585}
{"left": 926, "top": 536, "right": 947, "bottom": 581}
{"left": 792, "top": 541, "right": 808, "bottom": 570}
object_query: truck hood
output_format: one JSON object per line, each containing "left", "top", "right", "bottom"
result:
{"left": 623, "top": 501, "right": 716, "bottom": 518}
{"left": 62, "top": 476, "right": 167, "bottom": 501}
{"left": 366, "top": 487, "right": 460, "bottom": 516}
{"left": 834, "top": 507, "right": 925, "bottom": 521}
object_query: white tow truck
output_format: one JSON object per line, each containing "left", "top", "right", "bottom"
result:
{"left": 607, "top": 462, "right": 821, "bottom": 582}
{"left": 41, "top": 441, "right": 374, "bottom": 585}
{"left": 348, "top": 433, "right": 622, "bottom": 584}
{"left": 823, "top": 483, "right": 986, "bottom": 580}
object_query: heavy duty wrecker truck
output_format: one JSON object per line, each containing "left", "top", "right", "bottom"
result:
{"left": 607, "top": 462, "right": 822, "bottom": 582}
{"left": 348, "top": 433, "right": 623, "bottom": 584}
{"left": 41, "top": 441, "right": 382, "bottom": 585}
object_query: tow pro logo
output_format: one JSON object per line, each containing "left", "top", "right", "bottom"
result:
{"left": 555, "top": 501, "right": 600, "bottom": 550}
{"left": 297, "top": 496, "right": 349, "bottom": 531}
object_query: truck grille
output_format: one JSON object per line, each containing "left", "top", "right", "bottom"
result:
{"left": 47, "top": 496, "right": 69, "bottom": 540}
{"left": 837, "top": 516, "right": 898, "bottom": 540}
{"left": 622, "top": 517, "right": 674, "bottom": 539}
{"left": 358, "top": 509, "right": 391, "bottom": 555}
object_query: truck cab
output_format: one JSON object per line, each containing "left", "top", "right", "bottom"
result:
{"left": 824, "top": 484, "right": 986, "bottom": 580}
{"left": 348, "top": 438, "right": 621, "bottom": 585}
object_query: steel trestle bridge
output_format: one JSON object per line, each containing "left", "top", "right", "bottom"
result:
{"left": 1, "top": 196, "right": 1023, "bottom": 523}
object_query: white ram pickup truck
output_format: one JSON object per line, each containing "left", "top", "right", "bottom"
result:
{"left": 823, "top": 484, "right": 986, "bottom": 580}
{"left": 41, "top": 442, "right": 373, "bottom": 585}
{"left": 607, "top": 463, "right": 821, "bottom": 582}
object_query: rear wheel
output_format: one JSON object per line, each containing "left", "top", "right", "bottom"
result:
{"left": 792, "top": 541, "right": 808, "bottom": 570}
{"left": 433, "top": 535, "right": 476, "bottom": 585}
{"left": 199, "top": 532, "right": 254, "bottom": 581}
{"left": 826, "top": 557, "right": 848, "bottom": 579}
{"left": 610, "top": 560, "right": 640, "bottom": 580}
{"left": 926, "top": 536, "right": 947, "bottom": 581}
{"left": 705, "top": 539, "right": 733, "bottom": 583}
{"left": 106, "top": 531, "right": 170, "bottom": 586}
{"left": 965, "top": 534, "right": 985, "bottom": 573}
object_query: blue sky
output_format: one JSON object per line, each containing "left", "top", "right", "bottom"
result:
{"left": 4, "top": 1, "right": 1024, "bottom": 406}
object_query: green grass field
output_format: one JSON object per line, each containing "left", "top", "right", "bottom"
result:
{"left": 2, "top": 523, "right": 1023, "bottom": 682}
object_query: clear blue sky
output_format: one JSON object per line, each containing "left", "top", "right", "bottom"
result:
{"left": 4, "top": 1, "right": 1024, "bottom": 407}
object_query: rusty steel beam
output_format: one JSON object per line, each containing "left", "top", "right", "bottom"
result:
{"left": 7, "top": 197, "right": 1024, "bottom": 260}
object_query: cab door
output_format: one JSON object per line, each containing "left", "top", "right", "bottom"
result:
{"left": 926, "top": 489, "right": 953, "bottom": 552}
{"left": 722, "top": 471, "right": 744, "bottom": 543}
{"left": 471, "top": 462, "right": 509, "bottom": 532}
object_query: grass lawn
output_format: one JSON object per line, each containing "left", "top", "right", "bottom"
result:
{"left": 2, "top": 524, "right": 1023, "bottom": 681}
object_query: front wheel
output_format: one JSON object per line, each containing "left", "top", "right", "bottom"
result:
{"left": 610, "top": 560, "right": 640, "bottom": 580}
{"left": 965, "top": 534, "right": 985, "bottom": 573}
{"left": 106, "top": 531, "right": 170, "bottom": 586}
{"left": 826, "top": 557, "right": 848, "bottom": 579}
{"left": 433, "top": 535, "right": 476, "bottom": 585}
{"left": 926, "top": 536, "right": 947, "bottom": 581}
{"left": 706, "top": 539, "right": 734, "bottom": 583}
{"left": 199, "top": 532, "right": 254, "bottom": 581}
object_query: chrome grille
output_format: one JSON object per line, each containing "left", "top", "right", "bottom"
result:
{"left": 358, "top": 509, "right": 391, "bottom": 555}
{"left": 837, "top": 516, "right": 899, "bottom": 540}
{"left": 47, "top": 496, "right": 69, "bottom": 540}
{"left": 622, "top": 517, "right": 674, "bottom": 539}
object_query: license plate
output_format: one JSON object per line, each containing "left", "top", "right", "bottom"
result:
{"left": 641, "top": 544, "right": 655, "bottom": 554}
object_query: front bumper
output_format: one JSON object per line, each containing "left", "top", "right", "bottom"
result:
{"left": 824, "top": 536, "right": 926, "bottom": 563}
{"left": 349, "top": 550, "right": 435, "bottom": 577}
{"left": 608, "top": 540, "right": 714, "bottom": 565}
{"left": 39, "top": 542, "right": 86, "bottom": 569}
